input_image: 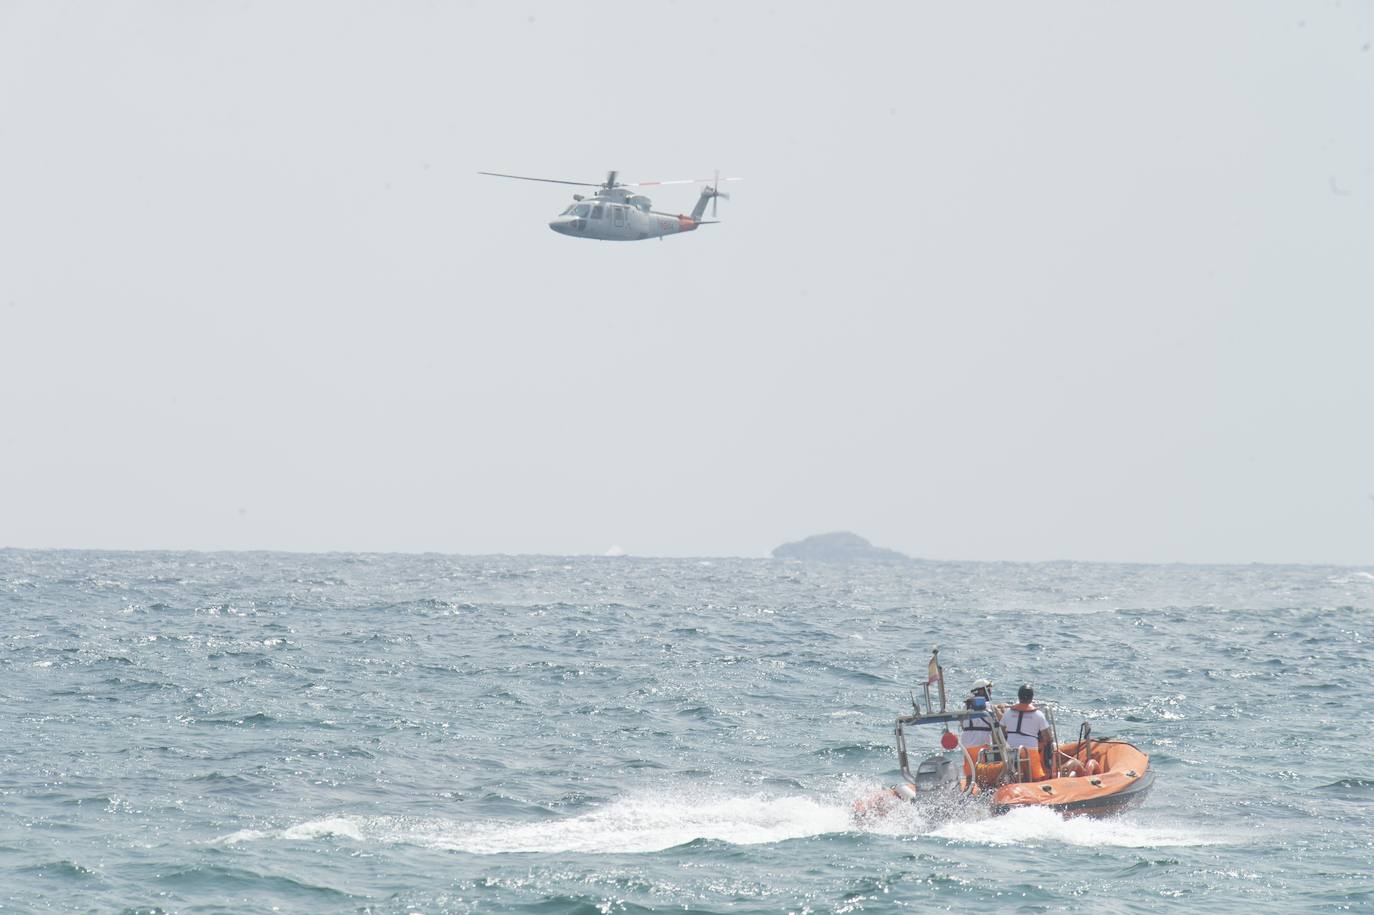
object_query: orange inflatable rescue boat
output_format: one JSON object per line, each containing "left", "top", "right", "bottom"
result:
{"left": 988, "top": 735, "right": 1153, "bottom": 816}
{"left": 853, "top": 650, "right": 1154, "bottom": 820}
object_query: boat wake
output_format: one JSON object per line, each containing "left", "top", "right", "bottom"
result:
{"left": 218, "top": 792, "right": 853, "bottom": 855}
{"left": 215, "top": 787, "right": 1225, "bottom": 854}
{"left": 929, "top": 805, "right": 1231, "bottom": 848}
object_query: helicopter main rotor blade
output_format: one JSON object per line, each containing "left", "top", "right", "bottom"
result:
{"left": 629, "top": 177, "right": 742, "bottom": 188}
{"left": 478, "top": 171, "right": 602, "bottom": 187}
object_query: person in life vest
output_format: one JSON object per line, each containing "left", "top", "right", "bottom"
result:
{"left": 959, "top": 679, "right": 1000, "bottom": 749}
{"left": 1000, "top": 684, "right": 1054, "bottom": 779}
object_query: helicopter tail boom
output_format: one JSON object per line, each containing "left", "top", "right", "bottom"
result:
{"left": 689, "top": 171, "right": 730, "bottom": 221}
{"left": 690, "top": 188, "right": 728, "bottom": 221}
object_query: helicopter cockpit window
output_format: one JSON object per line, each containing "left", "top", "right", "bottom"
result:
{"left": 591, "top": 204, "right": 604, "bottom": 219}
{"left": 574, "top": 204, "right": 590, "bottom": 217}
{"left": 561, "top": 205, "right": 576, "bottom": 216}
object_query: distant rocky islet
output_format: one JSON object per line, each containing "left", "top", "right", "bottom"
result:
{"left": 770, "top": 531, "right": 908, "bottom": 562}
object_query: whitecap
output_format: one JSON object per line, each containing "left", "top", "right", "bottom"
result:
{"left": 214, "top": 817, "right": 364, "bottom": 845}
{"left": 215, "top": 828, "right": 271, "bottom": 845}
{"left": 281, "top": 817, "right": 364, "bottom": 841}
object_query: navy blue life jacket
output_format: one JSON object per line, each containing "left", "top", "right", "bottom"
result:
{"left": 960, "top": 697, "right": 994, "bottom": 734}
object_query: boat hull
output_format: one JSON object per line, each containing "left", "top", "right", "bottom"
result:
{"left": 991, "top": 766, "right": 1153, "bottom": 817}
{"left": 854, "top": 737, "right": 1154, "bottom": 823}
{"left": 990, "top": 739, "right": 1153, "bottom": 818}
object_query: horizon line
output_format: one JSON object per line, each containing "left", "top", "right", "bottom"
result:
{"left": 0, "top": 543, "right": 1368, "bottom": 570}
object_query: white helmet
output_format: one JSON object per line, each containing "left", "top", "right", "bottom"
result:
{"left": 970, "top": 678, "right": 993, "bottom": 694}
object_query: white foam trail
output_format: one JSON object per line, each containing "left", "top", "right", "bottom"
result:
{"left": 214, "top": 790, "right": 1229, "bottom": 855}
{"left": 930, "top": 806, "right": 1228, "bottom": 848}
{"left": 214, "top": 794, "right": 853, "bottom": 855}
{"left": 419, "top": 794, "right": 853, "bottom": 854}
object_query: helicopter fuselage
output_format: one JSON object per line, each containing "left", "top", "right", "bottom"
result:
{"left": 548, "top": 187, "right": 700, "bottom": 241}
{"left": 480, "top": 169, "right": 732, "bottom": 241}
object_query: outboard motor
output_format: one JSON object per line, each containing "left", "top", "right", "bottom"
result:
{"left": 914, "top": 755, "right": 958, "bottom": 792}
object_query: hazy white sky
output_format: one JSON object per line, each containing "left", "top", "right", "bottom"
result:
{"left": 2, "top": 2, "right": 1371, "bottom": 563}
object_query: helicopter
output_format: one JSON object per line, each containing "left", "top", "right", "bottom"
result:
{"left": 479, "top": 169, "right": 739, "bottom": 241}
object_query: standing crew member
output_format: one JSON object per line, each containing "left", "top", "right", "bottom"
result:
{"left": 960, "top": 679, "right": 998, "bottom": 749}
{"left": 1000, "top": 684, "right": 1054, "bottom": 780}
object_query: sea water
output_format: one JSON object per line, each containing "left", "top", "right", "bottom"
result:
{"left": 1, "top": 550, "right": 1370, "bottom": 912}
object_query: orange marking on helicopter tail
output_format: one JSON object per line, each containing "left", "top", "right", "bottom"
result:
{"left": 678, "top": 215, "right": 697, "bottom": 232}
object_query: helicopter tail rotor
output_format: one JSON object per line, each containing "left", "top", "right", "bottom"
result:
{"left": 686, "top": 171, "right": 731, "bottom": 222}
{"left": 710, "top": 169, "right": 731, "bottom": 218}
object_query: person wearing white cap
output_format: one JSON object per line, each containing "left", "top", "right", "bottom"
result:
{"left": 959, "top": 678, "right": 999, "bottom": 749}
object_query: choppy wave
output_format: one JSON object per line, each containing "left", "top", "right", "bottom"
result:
{"left": 1313, "top": 777, "right": 1374, "bottom": 796}
{"left": 4, "top": 550, "right": 1372, "bottom": 912}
